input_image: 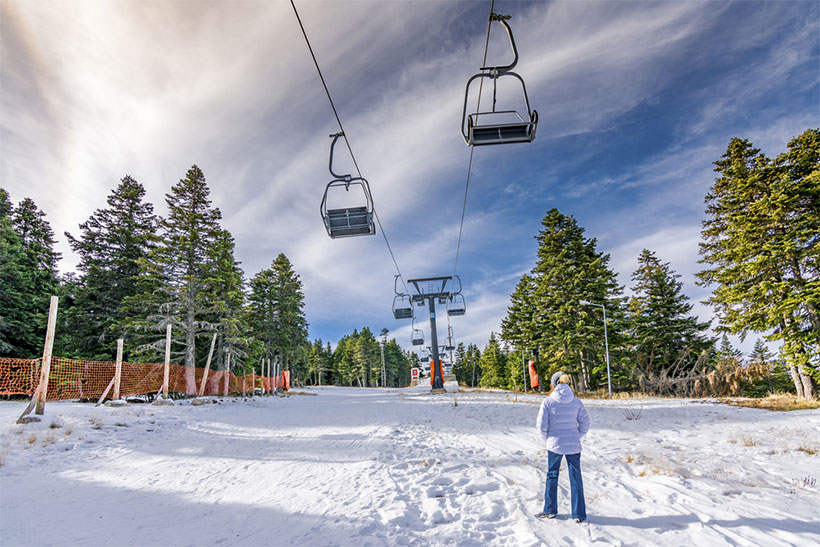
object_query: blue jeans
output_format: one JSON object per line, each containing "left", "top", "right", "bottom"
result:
{"left": 543, "top": 451, "right": 586, "bottom": 519}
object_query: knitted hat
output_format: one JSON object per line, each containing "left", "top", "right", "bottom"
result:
{"left": 550, "top": 371, "right": 569, "bottom": 387}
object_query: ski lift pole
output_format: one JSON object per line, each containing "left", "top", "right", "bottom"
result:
{"left": 428, "top": 298, "right": 444, "bottom": 390}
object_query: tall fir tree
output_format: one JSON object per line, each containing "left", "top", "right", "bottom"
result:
{"left": 0, "top": 189, "right": 40, "bottom": 356}
{"left": 502, "top": 209, "right": 623, "bottom": 391}
{"left": 479, "top": 333, "right": 507, "bottom": 388}
{"left": 205, "top": 228, "right": 247, "bottom": 372}
{"left": 2, "top": 195, "right": 61, "bottom": 357}
{"left": 123, "top": 165, "right": 224, "bottom": 393}
{"left": 65, "top": 176, "right": 158, "bottom": 359}
{"left": 628, "top": 249, "right": 711, "bottom": 375}
{"left": 698, "top": 129, "right": 819, "bottom": 399}
{"left": 247, "top": 252, "right": 309, "bottom": 374}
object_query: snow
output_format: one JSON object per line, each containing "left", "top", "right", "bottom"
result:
{"left": 1, "top": 385, "right": 818, "bottom": 546}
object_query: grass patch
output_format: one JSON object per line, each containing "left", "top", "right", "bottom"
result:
{"left": 729, "top": 433, "right": 757, "bottom": 446}
{"left": 798, "top": 445, "right": 817, "bottom": 455}
{"left": 719, "top": 394, "right": 820, "bottom": 412}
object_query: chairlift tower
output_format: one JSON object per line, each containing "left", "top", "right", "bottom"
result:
{"left": 404, "top": 276, "right": 464, "bottom": 391}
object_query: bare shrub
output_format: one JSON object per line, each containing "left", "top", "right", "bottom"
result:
{"left": 633, "top": 351, "right": 773, "bottom": 398}
{"left": 623, "top": 406, "right": 643, "bottom": 421}
{"left": 798, "top": 445, "right": 817, "bottom": 455}
{"left": 49, "top": 419, "right": 63, "bottom": 429}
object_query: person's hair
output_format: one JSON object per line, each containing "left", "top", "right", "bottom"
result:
{"left": 557, "top": 374, "right": 570, "bottom": 384}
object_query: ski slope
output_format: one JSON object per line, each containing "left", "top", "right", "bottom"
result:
{"left": 1, "top": 385, "right": 818, "bottom": 546}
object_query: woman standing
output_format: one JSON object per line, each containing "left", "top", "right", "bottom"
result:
{"left": 535, "top": 371, "right": 590, "bottom": 522}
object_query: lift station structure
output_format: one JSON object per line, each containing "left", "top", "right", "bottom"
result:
{"left": 393, "top": 275, "right": 465, "bottom": 391}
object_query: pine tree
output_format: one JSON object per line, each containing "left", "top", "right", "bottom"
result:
{"left": 505, "top": 348, "right": 526, "bottom": 391}
{"left": 247, "top": 252, "right": 309, "bottom": 374}
{"left": 205, "top": 228, "right": 247, "bottom": 372}
{"left": 748, "top": 338, "right": 793, "bottom": 396}
{"left": 0, "top": 189, "right": 39, "bottom": 356}
{"left": 123, "top": 165, "right": 224, "bottom": 393}
{"left": 502, "top": 209, "right": 623, "bottom": 391}
{"left": 479, "top": 333, "right": 507, "bottom": 388}
{"left": 698, "top": 129, "right": 819, "bottom": 398}
{"left": 354, "top": 327, "right": 380, "bottom": 387}
{"left": 2, "top": 195, "right": 61, "bottom": 357}
{"left": 65, "top": 176, "right": 158, "bottom": 359}
{"left": 628, "top": 249, "right": 711, "bottom": 375}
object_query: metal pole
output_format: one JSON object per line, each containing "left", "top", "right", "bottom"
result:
{"left": 523, "top": 353, "right": 527, "bottom": 393}
{"left": 428, "top": 298, "right": 444, "bottom": 390}
{"left": 380, "top": 332, "right": 387, "bottom": 388}
{"left": 603, "top": 303, "right": 612, "bottom": 398}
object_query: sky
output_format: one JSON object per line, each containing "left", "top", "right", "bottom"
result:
{"left": 2, "top": 0, "right": 818, "bottom": 359}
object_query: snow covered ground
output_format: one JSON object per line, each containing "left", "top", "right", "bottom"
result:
{"left": 1, "top": 384, "right": 818, "bottom": 546}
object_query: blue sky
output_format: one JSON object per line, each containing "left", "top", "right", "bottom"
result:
{"left": 2, "top": 0, "right": 818, "bottom": 357}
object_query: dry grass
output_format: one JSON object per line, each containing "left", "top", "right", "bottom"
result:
{"left": 720, "top": 394, "right": 820, "bottom": 412}
{"left": 49, "top": 419, "right": 63, "bottom": 429}
{"left": 798, "top": 445, "right": 817, "bottom": 455}
{"left": 728, "top": 433, "right": 757, "bottom": 446}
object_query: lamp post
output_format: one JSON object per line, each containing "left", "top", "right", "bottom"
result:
{"left": 580, "top": 299, "right": 611, "bottom": 398}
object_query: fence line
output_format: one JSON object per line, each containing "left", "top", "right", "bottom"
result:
{"left": 0, "top": 357, "right": 289, "bottom": 401}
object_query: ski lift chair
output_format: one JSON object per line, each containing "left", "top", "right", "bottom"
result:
{"left": 447, "top": 294, "right": 466, "bottom": 317}
{"left": 462, "top": 13, "right": 538, "bottom": 146}
{"left": 411, "top": 328, "right": 424, "bottom": 346}
{"left": 321, "top": 132, "right": 375, "bottom": 238}
{"left": 392, "top": 294, "right": 413, "bottom": 320}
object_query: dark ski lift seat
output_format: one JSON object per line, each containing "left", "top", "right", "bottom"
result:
{"left": 392, "top": 276, "right": 414, "bottom": 319}
{"left": 411, "top": 326, "right": 424, "bottom": 346}
{"left": 447, "top": 294, "right": 466, "bottom": 317}
{"left": 393, "top": 295, "right": 413, "bottom": 320}
{"left": 321, "top": 132, "right": 375, "bottom": 238}
{"left": 462, "top": 13, "right": 537, "bottom": 147}
{"left": 444, "top": 326, "right": 456, "bottom": 352}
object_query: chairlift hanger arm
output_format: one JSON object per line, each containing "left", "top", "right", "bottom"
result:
{"left": 481, "top": 13, "right": 518, "bottom": 73}
{"left": 328, "top": 132, "right": 351, "bottom": 181}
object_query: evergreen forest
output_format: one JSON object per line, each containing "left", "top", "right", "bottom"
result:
{"left": 1, "top": 130, "right": 817, "bottom": 398}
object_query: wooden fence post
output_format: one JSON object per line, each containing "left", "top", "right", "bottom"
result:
{"left": 34, "top": 296, "right": 59, "bottom": 415}
{"left": 17, "top": 296, "right": 59, "bottom": 423}
{"left": 113, "top": 338, "right": 124, "bottom": 400}
{"left": 223, "top": 352, "right": 231, "bottom": 396}
{"left": 161, "top": 323, "right": 172, "bottom": 399}
{"left": 199, "top": 333, "right": 217, "bottom": 397}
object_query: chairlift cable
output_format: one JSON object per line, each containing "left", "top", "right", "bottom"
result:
{"left": 290, "top": 0, "right": 410, "bottom": 296}
{"left": 452, "top": 0, "right": 494, "bottom": 283}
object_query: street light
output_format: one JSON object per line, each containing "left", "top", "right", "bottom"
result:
{"left": 580, "top": 299, "right": 612, "bottom": 398}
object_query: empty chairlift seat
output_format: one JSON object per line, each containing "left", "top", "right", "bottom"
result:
{"left": 392, "top": 294, "right": 414, "bottom": 320}
{"left": 321, "top": 132, "right": 376, "bottom": 239}
{"left": 447, "top": 294, "right": 466, "bottom": 317}
{"left": 462, "top": 13, "right": 537, "bottom": 147}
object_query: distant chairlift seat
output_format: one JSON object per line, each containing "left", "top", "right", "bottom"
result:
{"left": 411, "top": 328, "right": 424, "bottom": 346}
{"left": 447, "top": 294, "right": 466, "bottom": 317}
{"left": 462, "top": 13, "right": 537, "bottom": 147}
{"left": 321, "top": 132, "right": 376, "bottom": 239}
{"left": 393, "top": 294, "right": 414, "bottom": 320}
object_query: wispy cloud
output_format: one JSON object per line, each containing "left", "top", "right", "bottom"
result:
{"left": 1, "top": 0, "right": 816, "bottom": 357}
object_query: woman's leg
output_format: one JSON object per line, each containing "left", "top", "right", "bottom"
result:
{"left": 566, "top": 453, "right": 586, "bottom": 520}
{"left": 543, "top": 451, "right": 563, "bottom": 514}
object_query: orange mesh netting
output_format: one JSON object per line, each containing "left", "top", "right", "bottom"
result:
{"left": 0, "top": 357, "right": 285, "bottom": 400}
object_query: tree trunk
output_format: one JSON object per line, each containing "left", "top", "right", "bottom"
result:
{"left": 184, "top": 289, "right": 197, "bottom": 395}
{"left": 787, "top": 363, "right": 805, "bottom": 399}
{"left": 798, "top": 367, "right": 815, "bottom": 400}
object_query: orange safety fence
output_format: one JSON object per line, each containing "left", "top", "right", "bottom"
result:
{"left": 0, "top": 357, "right": 287, "bottom": 400}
